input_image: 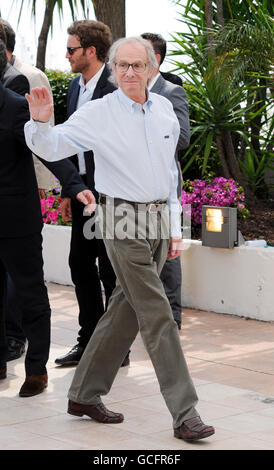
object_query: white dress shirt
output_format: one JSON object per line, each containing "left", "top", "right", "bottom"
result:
{"left": 24, "top": 88, "right": 181, "bottom": 236}
{"left": 77, "top": 64, "right": 105, "bottom": 174}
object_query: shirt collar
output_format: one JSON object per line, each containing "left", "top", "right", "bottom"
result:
{"left": 79, "top": 63, "right": 105, "bottom": 91}
{"left": 117, "top": 88, "right": 153, "bottom": 113}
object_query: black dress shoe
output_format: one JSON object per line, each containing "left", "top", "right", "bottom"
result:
{"left": 7, "top": 339, "right": 25, "bottom": 362}
{"left": 175, "top": 320, "right": 182, "bottom": 330}
{"left": 120, "top": 352, "right": 130, "bottom": 367}
{"left": 55, "top": 344, "right": 84, "bottom": 366}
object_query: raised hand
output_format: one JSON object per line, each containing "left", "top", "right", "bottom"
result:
{"left": 25, "top": 86, "right": 54, "bottom": 123}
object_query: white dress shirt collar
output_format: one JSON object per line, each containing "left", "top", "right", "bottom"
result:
{"left": 79, "top": 63, "right": 105, "bottom": 94}
{"left": 117, "top": 88, "right": 153, "bottom": 114}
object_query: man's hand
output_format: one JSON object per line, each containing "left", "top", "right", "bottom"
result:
{"left": 76, "top": 190, "right": 96, "bottom": 215}
{"left": 38, "top": 188, "right": 46, "bottom": 200}
{"left": 60, "top": 197, "right": 72, "bottom": 222}
{"left": 25, "top": 86, "right": 54, "bottom": 123}
{"left": 168, "top": 237, "right": 183, "bottom": 260}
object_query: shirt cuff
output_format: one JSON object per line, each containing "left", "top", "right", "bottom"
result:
{"left": 170, "top": 215, "right": 182, "bottom": 238}
{"left": 31, "top": 118, "right": 51, "bottom": 130}
{"left": 169, "top": 200, "right": 182, "bottom": 238}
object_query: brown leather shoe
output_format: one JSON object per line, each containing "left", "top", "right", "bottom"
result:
{"left": 174, "top": 416, "right": 215, "bottom": 441}
{"left": 68, "top": 400, "right": 124, "bottom": 424}
{"left": 19, "top": 373, "right": 48, "bottom": 397}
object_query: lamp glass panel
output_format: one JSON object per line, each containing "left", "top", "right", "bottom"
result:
{"left": 206, "top": 208, "right": 224, "bottom": 232}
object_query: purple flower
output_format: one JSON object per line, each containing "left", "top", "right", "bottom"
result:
{"left": 182, "top": 178, "right": 247, "bottom": 228}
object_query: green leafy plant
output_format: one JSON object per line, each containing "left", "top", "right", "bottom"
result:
{"left": 170, "top": 0, "right": 274, "bottom": 199}
{"left": 45, "top": 69, "right": 76, "bottom": 124}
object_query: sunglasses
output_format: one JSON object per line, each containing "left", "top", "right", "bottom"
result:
{"left": 66, "top": 46, "right": 84, "bottom": 55}
{"left": 67, "top": 44, "right": 93, "bottom": 55}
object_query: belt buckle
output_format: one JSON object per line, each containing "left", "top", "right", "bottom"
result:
{"left": 148, "top": 203, "right": 159, "bottom": 213}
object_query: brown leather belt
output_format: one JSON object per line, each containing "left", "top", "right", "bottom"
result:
{"left": 99, "top": 195, "right": 167, "bottom": 213}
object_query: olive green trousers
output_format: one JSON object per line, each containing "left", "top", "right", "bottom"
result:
{"left": 68, "top": 204, "right": 198, "bottom": 428}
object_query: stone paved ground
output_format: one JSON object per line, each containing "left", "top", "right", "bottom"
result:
{"left": 1, "top": 282, "right": 274, "bottom": 450}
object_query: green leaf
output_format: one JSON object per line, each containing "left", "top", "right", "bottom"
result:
{"left": 202, "top": 131, "right": 214, "bottom": 175}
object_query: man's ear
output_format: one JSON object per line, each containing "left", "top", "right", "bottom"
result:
{"left": 87, "top": 45, "right": 97, "bottom": 58}
{"left": 155, "top": 53, "right": 162, "bottom": 67}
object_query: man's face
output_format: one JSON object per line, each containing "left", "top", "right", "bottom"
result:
{"left": 114, "top": 42, "right": 153, "bottom": 101}
{"left": 66, "top": 35, "right": 90, "bottom": 74}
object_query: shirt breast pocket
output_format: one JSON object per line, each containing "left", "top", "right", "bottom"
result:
{"left": 163, "top": 134, "right": 174, "bottom": 157}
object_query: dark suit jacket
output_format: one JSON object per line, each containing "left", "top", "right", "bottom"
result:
{"left": 151, "top": 74, "right": 190, "bottom": 197}
{"left": 1, "top": 62, "right": 30, "bottom": 96}
{"left": 37, "top": 155, "right": 88, "bottom": 200}
{"left": 151, "top": 74, "right": 190, "bottom": 150}
{"left": 62, "top": 65, "right": 116, "bottom": 197}
{"left": 161, "top": 71, "right": 182, "bottom": 87}
{"left": 0, "top": 82, "right": 42, "bottom": 238}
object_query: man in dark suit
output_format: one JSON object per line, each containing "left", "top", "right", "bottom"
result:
{"left": 141, "top": 32, "right": 183, "bottom": 86}
{"left": 0, "top": 40, "right": 49, "bottom": 394}
{"left": 0, "top": 28, "right": 29, "bottom": 362}
{"left": 0, "top": 23, "right": 29, "bottom": 96}
{"left": 0, "top": 39, "right": 95, "bottom": 392}
{"left": 54, "top": 20, "right": 124, "bottom": 367}
{"left": 142, "top": 33, "right": 190, "bottom": 330}
{"left": 0, "top": 19, "right": 88, "bottom": 363}
{"left": 1, "top": 58, "right": 29, "bottom": 95}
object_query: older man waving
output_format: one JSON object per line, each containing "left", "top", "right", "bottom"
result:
{"left": 24, "top": 37, "right": 214, "bottom": 443}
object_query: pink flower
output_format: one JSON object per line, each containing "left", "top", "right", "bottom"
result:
{"left": 40, "top": 199, "right": 46, "bottom": 216}
{"left": 46, "top": 195, "right": 56, "bottom": 209}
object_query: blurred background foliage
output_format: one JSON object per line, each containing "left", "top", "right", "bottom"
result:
{"left": 45, "top": 69, "right": 76, "bottom": 124}
{"left": 170, "top": 0, "right": 274, "bottom": 200}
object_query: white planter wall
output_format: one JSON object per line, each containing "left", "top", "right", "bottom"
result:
{"left": 181, "top": 240, "right": 274, "bottom": 322}
{"left": 42, "top": 225, "right": 274, "bottom": 321}
{"left": 42, "top": 224, "right": 73, "bottom": 286}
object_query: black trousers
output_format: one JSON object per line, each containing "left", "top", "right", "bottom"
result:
{"left": 69, "top": 198, "right": 116, "bottom": 348}
{"left": 160, "top": 257, "right": 182, "bottom": 323}
{"left": 0, "top": 268, "right": 7, "bottom": 367}
{"left": 0, "top": 232, "right": 51, "bottom": 375}
{"left": 5, "top": 274, "right": 26, "bottom": 344}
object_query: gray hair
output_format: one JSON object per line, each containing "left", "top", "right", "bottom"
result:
{"left": 108, "top": 36, "right": 158, "bottom": 86}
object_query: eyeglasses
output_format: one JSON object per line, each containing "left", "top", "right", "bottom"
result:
{"left": 66, "top": 46, "right": 84, "bottom": 55}
{"left": 66, "top": 45, "right": 92, "bottom": 55}
{"left": 115, "top": 61, "right": 147, "bottom": 73}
